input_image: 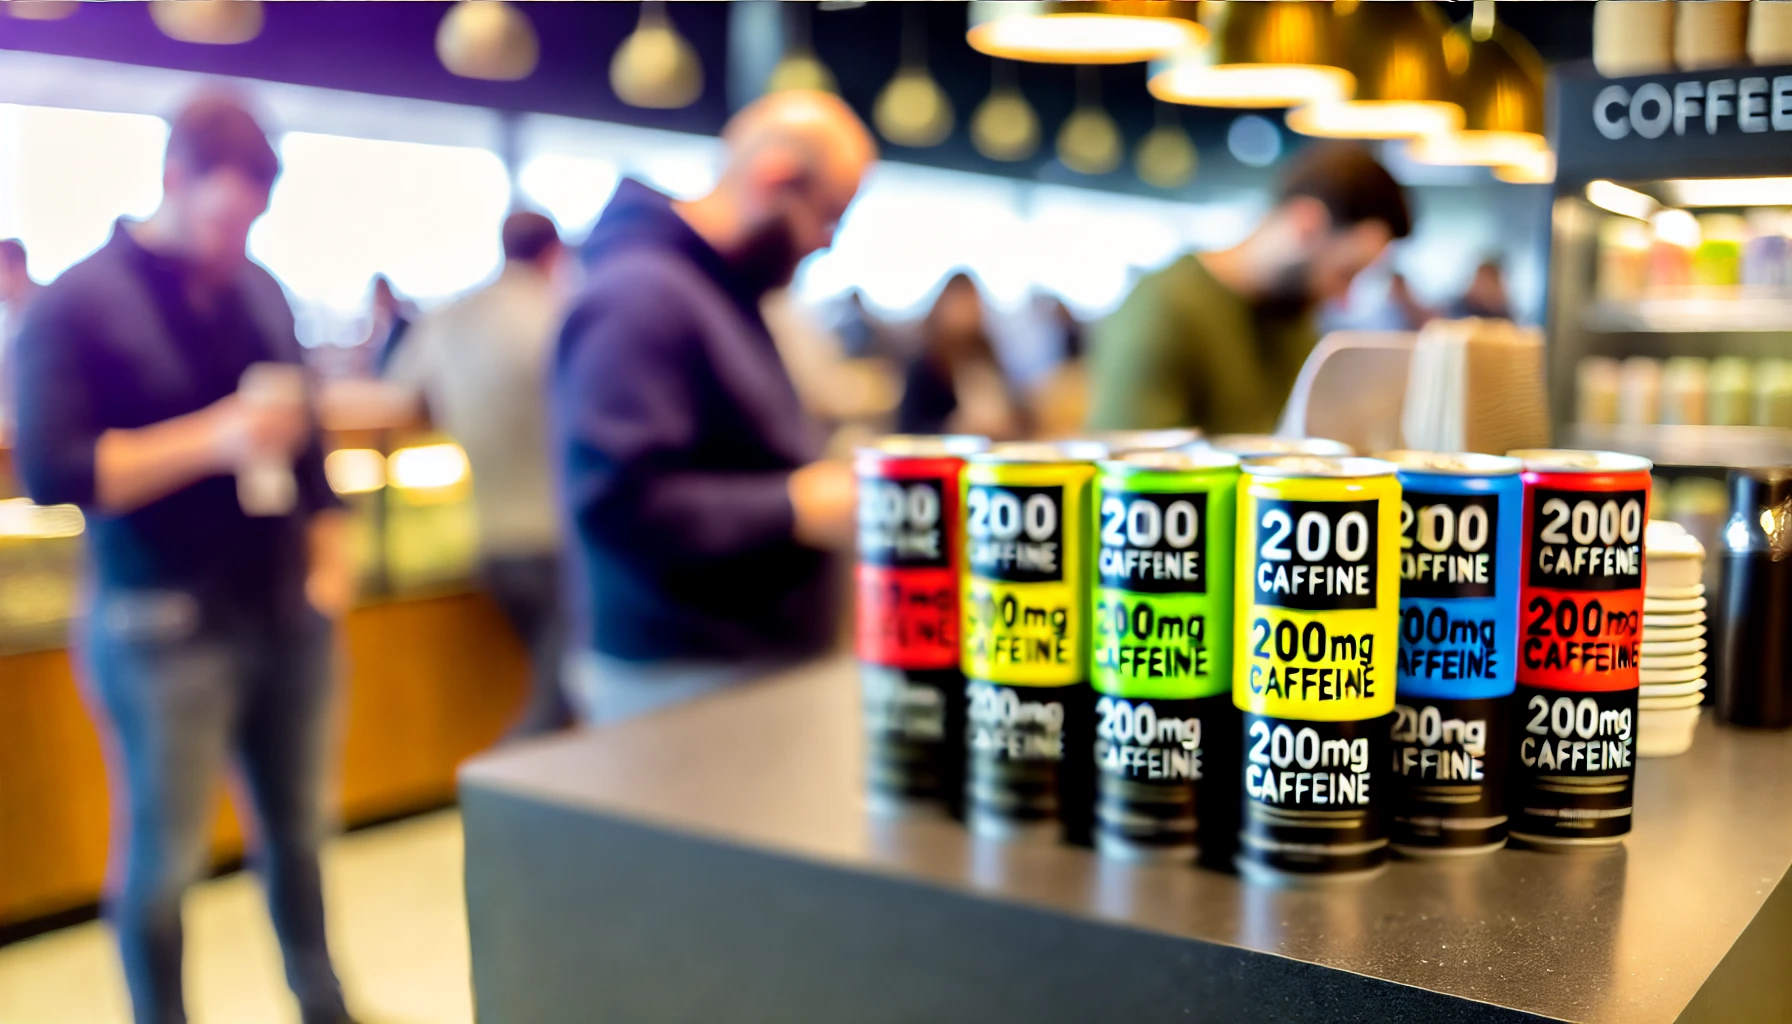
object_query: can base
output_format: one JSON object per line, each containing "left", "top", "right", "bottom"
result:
{"left": 1392, "top": 839, "right": 1506, "bottom": 859}
{"left": 1235, "top": 855, "right": 1388, "bottom": 887}
{"left": 1509, "top": 831, "right": 1627, "bottom": 851}
{"left": 1095, "top": 834, "right": 1196, "bottom": 864}
{"left": 968, "top": 813, "right": 1061, "bottom": 844}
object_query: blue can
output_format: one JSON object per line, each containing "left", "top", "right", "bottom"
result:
{"left": 1382, "top": 451, "right": 1523, "bottom": 856}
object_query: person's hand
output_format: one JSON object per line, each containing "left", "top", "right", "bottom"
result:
{"left": 305, "top": 511, "right": 356, "bottom": 619}
{"left": 789, "top": 459, "right": 856, "bottom": 550}
{"left": 203, "top": 392, "right": 311, "bottom": 471}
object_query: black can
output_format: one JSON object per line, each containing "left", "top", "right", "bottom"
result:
{"left": 1715, "top": 467, "right": 1792, "bottom": 728}
{"left": 1389, "top": 696, "right": 1510, "bottom": 855}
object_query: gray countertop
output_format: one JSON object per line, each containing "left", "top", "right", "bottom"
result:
{"left": 462, "top": 656, "right": 1792, "bottom": 1024}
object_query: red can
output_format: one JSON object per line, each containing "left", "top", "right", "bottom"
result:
{"left": 1508, "top": 449, "right": 1652, "bottom": 849}
{"left": 856, "top": 435, "right": 988, "bottom": 813}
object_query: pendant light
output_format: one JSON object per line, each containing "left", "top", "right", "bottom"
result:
{"left": 966, "top": 1, "right": 1207, "bottom": 65}
{"left": 437, "top": 0, "right": 538, "bottom": 81}
{"left": 1494, "top": 148, "right": 1554, "bottom": 185}
{"left": 610, "top": 2, "right": 703, "bottom": 109}
{"left": 1057, "top": 67, "right": 1123, "bottom": 175}
{"left": 150, "top": 0, "right": 262, "bottom": 45}
{"left": 1285, "top": 1, "right": 1462, "bottom": 141}
{"left": 4, "top": 2, "right": 79, "bottom": 20}
{"left": 971, "top": 60, "right": 1042, "bottom": 161}
{"left": 1149, "top": 1, "right": 1354, "bottom": 109}
{"left": 767, "top": 3, "right": 837, "bottom": 94}
{"left": 875, "top": 7, "right": 954, "bottom": 148}
{"left": 1134, "top": 104, "right": 1198, "bottom": 188}
{"left": 1408, "top": 3, "right": 1545, "bottom": 167}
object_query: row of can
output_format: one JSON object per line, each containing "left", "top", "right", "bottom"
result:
{"left": 856, "top": 431, "right": 1653, "bottom": 881}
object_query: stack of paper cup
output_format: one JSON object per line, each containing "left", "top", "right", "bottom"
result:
{"left": 1638, "top": 521, "right": 1708, "bottom": 757}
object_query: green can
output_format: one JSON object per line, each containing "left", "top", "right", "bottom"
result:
{"left": 1092, "top": 450, "right": 1241, "bottom": 862}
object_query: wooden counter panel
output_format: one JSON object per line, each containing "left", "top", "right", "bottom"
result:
{"left": 0, "top": 592, "right": 527, "bottom": 926}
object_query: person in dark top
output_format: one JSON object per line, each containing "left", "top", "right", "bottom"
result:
{"left": 556, "top": 90, "right": 875, "bottom": 722}
{"left": 1449, "top": 257, "right": 1512, "bottom": 320}
{"left": 12, "top": 94, "right": 357, "bottom": 1024}
{"left": 896, "top": 271, "right": 1024, "bottom": 438}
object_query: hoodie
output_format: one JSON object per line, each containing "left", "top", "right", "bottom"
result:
{"left": 554, "top": 180, "right": 835, "bottom": 662}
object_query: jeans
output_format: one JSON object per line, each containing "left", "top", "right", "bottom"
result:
{"left": 480, "top": 553, "right": 572, "bottom": 739}
{"left": 81, "top": 588, "right": 350, "bottom": 1024}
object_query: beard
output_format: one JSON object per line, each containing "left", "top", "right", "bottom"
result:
{"left": 1255, "top": 259, "right": 1318, "bottom": 320}
{"left": 729, "top": 217, "right": 801, "bottom": 297}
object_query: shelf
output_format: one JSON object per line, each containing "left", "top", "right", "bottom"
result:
{"left": 1585, "top": 296, "right": 1792, "bottom": 334}
{"left": 1565, "top": 423, "right": 1792, "bottom": 468}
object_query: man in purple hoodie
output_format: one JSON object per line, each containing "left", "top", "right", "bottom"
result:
{"left": 555, "top": 90, "right": 875, "bottom": 722}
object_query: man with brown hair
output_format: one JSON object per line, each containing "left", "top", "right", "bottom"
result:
{"left": 12, "top": 93, "right": 356, "bottom": 1024}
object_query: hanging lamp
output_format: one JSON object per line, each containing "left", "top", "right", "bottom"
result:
{"left": 1057, "top": 66, "right": 1123, "bottom": 175}
{"left": 4, "top": 2, "right": 79, "bottom": 20}
{"left": 767, "top": 3, "right": 837, "bottom": 94}
{"left": 1149, "top": 1, "right": 1354, "bottom": 109}
{"left": 150, "top": 0, "right": 263, "bottom": 44}
{"left": 610, "top": 2, "right": 703, "bottom": 108}
{"left": 1409, "top": 2, "right": 1546, "bottom": 166}
{"left": 1494, "top": 148, "right": 1554, "bottom": 185}
{"left": 875, "top": 7, "right": 955, "bottom": 148}
{"left": 971, "top": 60, "right": 1042, "bottom": 161}
{"left": 966, "top": 1, "right": 1206, "bottom": 65}
{"left": 1134, "top": 103, "right": 1198, "bottom": 188}
{"left": 437, "top": 0, "right": 538, "bottom": 81}
{"left": 1285, "top": 1, "right": 1462, "bottom": 140}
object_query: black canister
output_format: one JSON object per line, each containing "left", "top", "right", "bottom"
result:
{"left": 1714, "top": 467, "right": 1792, "bottom": 728}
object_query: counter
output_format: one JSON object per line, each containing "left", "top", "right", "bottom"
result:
{"left": 461, "top": 657, "right": 1792, "bottom": 1023}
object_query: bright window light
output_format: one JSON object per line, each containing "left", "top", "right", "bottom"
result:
{"left": 324, "top": 448, "right": 387, "bottom": 495}
{"left": 1585, "top": 179, "right": 1660, "bottom": 221}
{"left": 518, "top": 154, "right": 620, "bottom": 237}
{"left": 250, "top": 132, "right": 509, "bottom": 312}
{"left": 0, "top": 104, "right": 167, "bottom": 280}
{"left": 1665, "top": 177, "right": 1792, "bottom": 208}
{"left": 0, "top": 498, "right": 85, "bottom": 539}
{"left": 389, "top": 443, "right": 470, "bottom": 490}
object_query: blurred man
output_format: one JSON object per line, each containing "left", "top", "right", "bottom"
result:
{"left": 389, "top": 211, "right": 572, "bottom": 737}
{"left": 0, "top": 238, "right": 38, "bottom": 345}
{"left": 555, "top": 90, "right": 874, "bottom": 723}
{"left": 12, "top": 94, "right": 355, "bottom": 1024}
{"left": 1449, "top": 257, "right": 1512, "bottom": 320}
{"left": 1087, "top": 141, "right": 1411, "bottom": 434}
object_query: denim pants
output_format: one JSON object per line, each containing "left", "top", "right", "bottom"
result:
{"left": 81, "top": 588, "right": 350, "bottom": 1024}
{"left": 479, "top": 553, "right": 572, "bottom": 739}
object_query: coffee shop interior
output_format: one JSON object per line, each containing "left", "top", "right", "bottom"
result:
{"left": 1, "top": 2, "right": 1791, "bottom": 1022}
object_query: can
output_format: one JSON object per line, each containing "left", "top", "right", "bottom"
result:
{"left": 1091, "top": 449, "right": 1240, "bottom": 862}
{"left": 1083, "top": 429, "right": 1203, "bottom": 454}
{"left": 962, "top": 441, "right": 1101, "bottom": 843}
{"left": 1208, "top": 435, "right": 1355, "bottom": 458}
{"left": 1381, "top": 451, "right": 1523, "bottom": 856}
{"left": 856, "top": 435, "right": 989, "bottom": 815}
{"left": 1507, "top": 450, "right": 1651, "bottom": 849}
{"left": 1233, "top": 455, "right": 1401, "bottom": 881}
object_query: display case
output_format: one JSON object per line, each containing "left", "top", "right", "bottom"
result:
{"left": 1546, "top": 62, "right": 1792, "bottom": 580}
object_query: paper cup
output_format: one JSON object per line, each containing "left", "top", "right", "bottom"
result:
{"left": 1644, "top": 611, "right": 1707, "bottom": 629}
{"left": 1641, "top": 637, "right": 1707, "bottom": 656}
{"left": 1637, "top": 706, "right": 1700, "bottom": 758}
{"left": 1641, "top": 677, "right": 1708, "bottom": 698}
{"left": 1641, "top": 651, "right": 1707, "bottom": 671}
{"left": 1645, "top": 584, "right": 1704, "bottom": 601}
{"left": 1642, "top": 624, "right": 1706, "bottom": 643}
{"left": 1641, "top": 691, "right": 1706, "bottom": 710}
{"left": 1645, "top": 596, "right": 1707, "bottom": 614}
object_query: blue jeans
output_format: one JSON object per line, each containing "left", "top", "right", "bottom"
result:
{"left": 82, "top": 588, "right": 350, "bottom": 1024}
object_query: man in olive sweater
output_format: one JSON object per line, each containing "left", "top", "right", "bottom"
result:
{"left": 1087, "top": 142, "right": 1411, "bottom": 434}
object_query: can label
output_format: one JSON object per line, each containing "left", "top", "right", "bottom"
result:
{"left": 1240, "top": 713, "right": 1387, "bottom": 875}
{"left": 1236, "top": 485, "right": 1400, "bottom": 722}
{"left": 858, "top": 475, "right": 959, "bottom": 669}
{"left": 1517, "top": 486, "right": 1647, "bottom": 691}
{"left": 1510, "top": 685, "right": 1637, "bottom": 841}
{"left": 1396, "top": 486, "right": 1519, "bottom": 700}
{"left": 962, "top": 469, "right": 1094, "bottom": 838}
{"left": 1389, "top": 695, "right": 1509, "bottom": 850}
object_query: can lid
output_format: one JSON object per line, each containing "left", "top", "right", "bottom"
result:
{"left": 1242, "top": 454, "right": 1397, "bottom": 479}
{"left": 1209, "top": 434, "right": 1354, "bottom": 457}
{"left": 1376, "top": 450, "right": 1522, "bottom": 476}
{"left": 1082, "top": 428, "right": 1203, "bottom": 454}
{"left": 858, "top": 434, "right": 990, "bottom": 460}
{"left": 1507, "top": 448, "right": 1654, "bottom": 473}
{"left": 1101, "top": 449, "right": 1241, "bottom": 475}
{"left": 970, "top": 440, "right": 1108, "bottom": 464}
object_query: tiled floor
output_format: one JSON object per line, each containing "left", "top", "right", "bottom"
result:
{"left": 0, "top": 811, "right": 472, "bottom": 1024}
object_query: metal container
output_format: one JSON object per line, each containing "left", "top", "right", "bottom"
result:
{"left": 961, "top": 441, "right": 1102, "bottom": 843}
{"left": 1507, "top": 449, "right": 1651, "bottom": 850}
{"left": 1233, "top": 455, "right": 1401, "bottom": 881}
{"left": 856, "top": 435, "right": 989, "bottom": 815}
{"left": 1381, "top": 451, "right": 1524, "bottom": 856}
{"left": 1714, "top": 467, "right": 1792, "bottom": 728}
{"left": 1090, "top": 449, "right": 1240, "bottom": 862}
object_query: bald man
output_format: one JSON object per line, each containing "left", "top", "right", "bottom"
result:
{"left": 553, "top": 91, "right": 876, "bottom": 722}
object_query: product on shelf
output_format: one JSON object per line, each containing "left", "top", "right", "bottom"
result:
{"left": 1506, "top": 450, "right": 1650, "bottom": 849}
{"left": 1233, "top": 455, "right": 1400, "bottom": 881}
{"left": 961, "top": 441, "right": 1101, "bottom": 844}
{"left": 1640, "top": 519, "right": 1708, "bottom": 757}
{"left": 1759, "top": 360, "right": 1792, "bottom": 429}
{"left": 1713, "top": 467, "right": 1792, "bottom": 729}
{"left": 1740, "top": 210, "right": 1791, "bottom": 288}
{"left": 1381, "top": 451, "right": 1523, "bottom": 856}
{"left": 1617, "top": 356, "right": 1663, "bottom": 426}
{"left": 1577, "top": 357, "right": 1622, "bottom": 427}
{"left": 1089, "top": 449, "right": 1240, "bottom": 863}
{"left": 1708, "top": 357, "right": 1755, "bottom": 427}
{"left": 855, "top": 434, "right": 988, "bottom": 816}
{"left": 1660, "top": 357, "right": 1711, "bottom": 426}
{"left": 1692, "top": 214, "right": 1746, "bottom": 288}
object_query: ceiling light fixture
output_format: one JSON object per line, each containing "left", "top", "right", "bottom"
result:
{"left": 1409, "top": 2, "right": 1546, "bottom": 167}
{"left": 150, "top": 0, "right": 262, "bottom": 45}
{"left": 437, "top": 0, "right": 539, "bottom": 81}
{"left": 609, "top": 2, "right": 703, "bottom": 108}
{"left": 966, "top": 1, "right": 1207, "bottom": 65}
{"left": 971, "top": 60, "right": 1041, "bottom": 161}
{"left": 1057, "top": 66, "right": 1122, "bottom": 175}
{"left": 875, "top": 7, "right": 954, "bottom": 148}
{"left": 1586, "top": 179, "right": 1661, "bottom": 221}
{"left": 1286, "top": 1, "right": 1463, "bottom": 141}
{"left": 1148, "top": 1, "right": 1353, "bottom": 109}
